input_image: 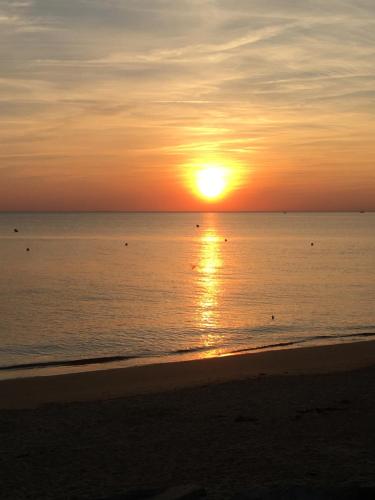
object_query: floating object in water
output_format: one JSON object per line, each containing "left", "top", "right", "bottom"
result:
{"left": 311, "top": 242, "right": 314, "bottom": 246}
{"left": 124, "top": 242, "right": 128, "bottom": 246}
{"left": 196, "top": 224, "right": 200, "bottom": 228}
{"left": 224, "top": 238, "right": 228, "bottom": 242}
{"left": 14, "top": 228, "right": 18, "bottom": 233}
{"left": 26, "top": 248, "right": 30, "bottom": 252}
{"left": 271, "top": 315, "right": 275, "bottom": 320}
{"left": 191, "top": 264, "right": 197, "bottom": 270}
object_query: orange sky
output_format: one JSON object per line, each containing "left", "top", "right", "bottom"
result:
{"left": 1, "top": 1, "right": 374, "bottom": 211}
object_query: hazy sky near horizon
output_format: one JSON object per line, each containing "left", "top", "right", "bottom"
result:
{"left": 1, "top": 0, "right": 374, "bottom": 211}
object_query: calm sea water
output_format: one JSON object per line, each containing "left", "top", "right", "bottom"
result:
{"left": 0, "top": 212, "right": 374, "bottom": 379}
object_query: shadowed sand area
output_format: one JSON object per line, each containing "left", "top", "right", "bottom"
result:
{"left": 1, "top": 341, "right": 375, "bottom": 499}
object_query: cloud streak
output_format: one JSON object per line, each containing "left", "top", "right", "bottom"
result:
{"left": 0, "top": 0, "right": 374, "bottom": 209}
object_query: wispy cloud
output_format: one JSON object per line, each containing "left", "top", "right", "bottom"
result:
{"left": 0, "top": 0, "right": 374, "bottom": 209}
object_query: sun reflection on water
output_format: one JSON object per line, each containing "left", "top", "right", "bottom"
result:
{"left": 195, "top": 224, "right": 226, "bottom": 357}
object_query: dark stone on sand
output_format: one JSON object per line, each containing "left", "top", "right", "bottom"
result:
{"left": 232, "top": 485, "right": 375, "bottom": 499}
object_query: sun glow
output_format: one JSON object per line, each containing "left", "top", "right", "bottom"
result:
{"left": 196, "top": 166, "right": 228, "bottom": 200}
{"left": 184, "top": 158, "right": 246, "bottom": 204}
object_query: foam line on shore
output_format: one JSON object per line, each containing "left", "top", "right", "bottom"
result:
{"left": 227, "top": 332, "right": 375, "bottom": 355}
{"left": 0, "top": 354, "right": 138, "bottom": 372}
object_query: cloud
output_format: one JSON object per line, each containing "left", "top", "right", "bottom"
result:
{"left": 0, "top": 0, "right": 374, "bottom": 209}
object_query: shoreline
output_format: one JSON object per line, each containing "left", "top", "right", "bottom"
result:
{"left": 2, "top": 331, "right": 375, "bottom": 377}
{"left": 1, "top": 339, "right": 375, "bottom": 409}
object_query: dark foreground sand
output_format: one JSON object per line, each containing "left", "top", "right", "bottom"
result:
{"left": 1, "top": 341, "right": 375, "bottom": 499}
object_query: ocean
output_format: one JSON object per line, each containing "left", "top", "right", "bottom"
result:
{"left": 0, "top": 212, "right": 374, "bottom": 379}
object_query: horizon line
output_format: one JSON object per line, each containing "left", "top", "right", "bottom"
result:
{"left": 0, "top": 210, "right": 373, "bottom": 214}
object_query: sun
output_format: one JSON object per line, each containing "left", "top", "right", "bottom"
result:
{"left": 196, "top": 166, "right": 228, "bottom": 200}
{"left": 185, "top": 158, "right": 242, "bottom": 202}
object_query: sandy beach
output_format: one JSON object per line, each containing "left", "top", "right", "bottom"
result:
{"left": 1, "top": 340, "right": 375, "bottom": 498}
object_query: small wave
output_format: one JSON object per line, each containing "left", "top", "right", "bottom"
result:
{"left": 347, "top": 331, "right": 375, "bottom": 338}
{"left": 228, "top": 340, "right": 302, "bottom": 355}
{"left": 238, "top": 325, "right": 298, "bottom": 335}
{"left": 170, "top": 346, "right": 211, "bottom": 355}
{"left": 227, "top": 332, "right": 375, "bottom": 356}
{"left": 308, "top": 332, "right": 375, "bottom": 342}
{"left": 0, "top": 354, "right": 139, "bottom": 372}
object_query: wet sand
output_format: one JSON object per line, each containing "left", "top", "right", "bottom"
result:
{"left": 1, "top": 341, "right": 375, "bottom": 498}
{"left": 1, "top": 340, "right": 375, "bottom": 410}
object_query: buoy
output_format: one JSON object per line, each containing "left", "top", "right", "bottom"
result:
{"left": 271, "top": 315, "right": 275, "bottom": 320}
{"left": 196, "top": 224, "right": 200, "bottom": 228}
{"left": 14, "top": 228, "right": 18, "bottom": 233}
{"left": 125, "top": 242, "right": 128, "bottom": 246}
{"left": 224, "top": 238, "right": 227, "bottom": 242}
{"left": 311, "top": 242, "right": 314, "bottom": 246}
{"left": 26, "top": 248, "right": 30, "bottom": 252}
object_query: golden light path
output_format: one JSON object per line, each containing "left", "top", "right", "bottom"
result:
{"left": 195, "top": 222, "right": 226, "bottom": 358}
